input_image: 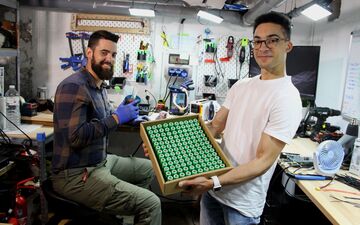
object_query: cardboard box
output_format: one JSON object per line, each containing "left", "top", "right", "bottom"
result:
{"left": 140, "top": 114, "right": 232, "bottom": 195}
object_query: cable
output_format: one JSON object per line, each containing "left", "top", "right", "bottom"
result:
{"left": 131, "top": 141, "right": 143, "bottom": 157}
{"left": 0, "top": 111, "right": 33, "bottom": 147}
{"left": 0, "top": 128, "right": 12, "bottom": 144}
{"left": 145, "top": 89, "right": 158, "bottom": 106}
{"left": 162, "top": 76, "right": 173, "bottom": 101}
{"left": 164, "top": 76, "right": 178, "bottom": 103}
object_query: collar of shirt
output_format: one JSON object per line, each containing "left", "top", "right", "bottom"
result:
{"left": 81, "top": 68, "right": 107, "bottom": 90}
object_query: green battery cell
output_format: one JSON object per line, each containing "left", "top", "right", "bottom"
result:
{"left": 159, "top": 128, "right": 164, "bottom": 133}
{"left": 201, "top": 163, "right": 207, "bottom": 168}
{"left": 179, "top": 173, "right": 185, "bottom": 178}
{"left": 197, "top": 168, "right": 203, "bottom": 173}
{"left": 214, "top": 164, "right": 220, "bottom": 169}
{"left": 171, "top": 170, "right": 177, "bottom": 175}
{"left": 164, "top": 153, "right": 170, "bottom": 158}
{"left": 170, "top": 126, "right": 176, "bottom": 131}
{"left": 219, "top": 163, "right": 226, "bottom": 168}
{"left": 167, "top": 176, "right": 173, "bottom": 181}
{"left": 167, "top": 160, "right": 174, "bottom": 165}
{"left": 169, "top": 165, "right": 176, "bottom": 170}
{"left": 185, "top": 171, "right": 192, "bottom": 176}
{"left": 181, "top": 163, "right": 187, "bottom": 168}
{"left": 163, "top": 123, "right": 168, "bottom": 127}
{"left": 191, "top": 170, "right": 198, "bottom": 175}
{"left": 159, "top": 157, "right": 166, "bottom": 163}
{"left": 177, "top": 154, "right": 183, "bottom": 159}
{"left": 206, "top": 161, "right": 213, "bottom": 167}
{"left": 173, "top": 174, "right": 179, "bottom": 179}
{"left": 189, "top": 165, "right": 195, "bottom": 170}
{"left": 162, "top": 162, "right": 168, "bottom": 168}
{"left": 157, "top": 124, "right": 162, "bottom": 128}
{"left": 163, "top": 166, "right": 170, "bottom": 172}
{"left": 209, "top": 165, "right": 215, "bottom": 171}
{"left": 177, "top": 168, "right": 183, "bottom": 173}
{"left": 157, "top": 149, "right": 163, "bottom": 154}
{"left": 158, "top": 154, "right": 165, "bottom": 159}
{"left": 182, "top": 166, "right": 189, "bottom": 171}
{"left": 165, "top": 171, "right": 172, "bottom": 176}
{"left": 195, "top": 164, "right": 201, "bottom": 169}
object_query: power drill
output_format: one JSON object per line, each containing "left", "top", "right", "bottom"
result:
{"left": 309, "top": 107, "right": 341, "bottom": 133}
{"left": 297, "top": 107, "right": 341, "bottom": 139}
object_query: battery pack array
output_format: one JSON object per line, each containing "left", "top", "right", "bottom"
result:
{"left": 145, "top": 118, "right": 226, "bottom": 181}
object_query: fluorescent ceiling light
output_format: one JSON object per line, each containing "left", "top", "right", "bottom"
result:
{"left": 197, "top": 10, "right": 223, "bottom": 24}
{"left": 301, "top": 3, "right": 332, "bottom": 21}
{"left": 129, "top": 8, "right": 155, "bottom": 17}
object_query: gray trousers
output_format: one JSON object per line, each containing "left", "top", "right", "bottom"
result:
{"left": 51, "top": 154, "right": 161, "bottom": 225}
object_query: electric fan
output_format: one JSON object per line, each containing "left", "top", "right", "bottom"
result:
{"left": 313, "top": 140, "right": 344, "bottom": 176}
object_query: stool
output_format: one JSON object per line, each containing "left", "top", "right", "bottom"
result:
{"left": 41, "top": 179, "right": 123, "bottom": 225}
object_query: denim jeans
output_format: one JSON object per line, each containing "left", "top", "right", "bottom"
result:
{"left": 200, "top": 192, "right": 260, "bottom": 225}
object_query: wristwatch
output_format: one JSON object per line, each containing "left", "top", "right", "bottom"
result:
{"left": 211, "top": 176, "right": 222, "bottom": 191}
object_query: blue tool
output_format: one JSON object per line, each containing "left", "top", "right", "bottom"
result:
{"left": 59, "top": 32, "right": 89, "bottom": 71}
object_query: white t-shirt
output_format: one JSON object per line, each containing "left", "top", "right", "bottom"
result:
{"left": 211, "top": 75, "right": 302, "bottom": 217}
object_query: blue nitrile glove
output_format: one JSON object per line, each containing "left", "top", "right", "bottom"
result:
{"left": 114, "top": 99, "right": 140, "bottom": 124}
{"left": 128, "top": 115, "right": 150, "bottom": 126}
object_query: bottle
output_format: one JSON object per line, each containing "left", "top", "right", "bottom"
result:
{"left": 5, "top": 85, "right": 21, "bottom": 131}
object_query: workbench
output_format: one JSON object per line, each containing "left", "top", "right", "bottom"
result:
{"left": 282, "top": 138, "right": 360, "bottom": 225}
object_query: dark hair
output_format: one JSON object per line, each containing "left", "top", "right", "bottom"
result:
{"left": 253, "top": 11, "right": 292, "bottom": 39}
{"left": 87, "top": 30, "right": 119, "bottom": 49}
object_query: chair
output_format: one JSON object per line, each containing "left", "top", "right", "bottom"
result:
{"left": 41, "top": 179, "right": 123, "bottom": 225}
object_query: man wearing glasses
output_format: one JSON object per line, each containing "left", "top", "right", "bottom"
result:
{"left": 178, "top": 12, "right": 302, "bottom": 225}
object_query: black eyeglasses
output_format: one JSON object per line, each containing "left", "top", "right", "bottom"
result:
{"left": 252, "top": 37, "right": 288, "bottom": 49}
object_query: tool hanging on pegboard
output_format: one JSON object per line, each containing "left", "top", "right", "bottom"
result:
{"left": 59, "top": 32, "right": 89, "bottom": 72}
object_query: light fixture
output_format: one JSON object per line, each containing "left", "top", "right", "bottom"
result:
{"left": 301, "top": 3, "right": 332, "bottom": 21}
{"left": 197, "top": 10, "right": 223, "bottom": 24}
{"left": 129, "top": 8, "right": 155, "bottom": 17}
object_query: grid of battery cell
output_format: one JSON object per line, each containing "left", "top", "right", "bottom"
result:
{"left": 146, "top": 119, "right": 226, "bottom": 181}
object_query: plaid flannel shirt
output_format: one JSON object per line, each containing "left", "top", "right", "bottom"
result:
{"left": 52, "top": 69, "right": 118, "bottom": 173}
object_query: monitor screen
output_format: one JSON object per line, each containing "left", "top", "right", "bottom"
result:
{"left": 249, "top": 46, "right": 320, "bottom": 101}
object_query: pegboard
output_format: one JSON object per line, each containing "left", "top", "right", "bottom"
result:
{"left": 195, "top": 36, "right": 251, "bottom": 98}
{"left": 67, "top": 23, "right": 152, "bottom": 82}
{"left": 71, "top": 14, "right": 150, "bottom": 34}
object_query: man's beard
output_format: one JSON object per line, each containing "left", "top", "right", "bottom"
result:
{"left": 91, "top": 57, "right": 114, "bottom": 81}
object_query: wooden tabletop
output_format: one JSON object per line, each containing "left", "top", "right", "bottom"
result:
{"left": 5, "top": 126, "right": 54, "bottom": 142}
{"left": 283, "top": 138, "right": 360, "bottom": 225}
{"left": 21, "top": 111, "right": 54, "bottom": 127}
